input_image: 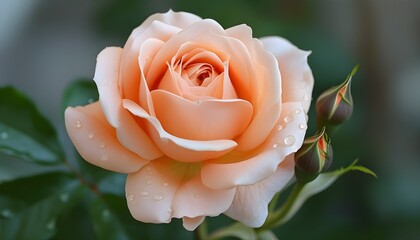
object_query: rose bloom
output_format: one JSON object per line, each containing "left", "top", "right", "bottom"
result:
{"left": 65, "top": 10, "right": 313, "bottom": 231}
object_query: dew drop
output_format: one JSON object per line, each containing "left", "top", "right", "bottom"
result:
{"left": 1, "top": 209, "right": 12, "bottom": 218}
{"left": 153, "top": 193, "right": 165, "bottom": 201}
{"left": 141, "top": 191, "right": 150, "bottom": 197}
{"left": 88, "top": 132, "right": 95, "bottom": 139}
{"left": 100, "top": 153, "right": 108, "bottom": 161}
{"left": 294, "top": 109, "right": 302, "bottom": 114}
{"left": 74, "top": 120, "right": 82, "bottom": 129}
{"left": 127, "top": 194, "right": 135, "bottom": 201}
{"left": 299, "top": 123, "right": 307, "bottom": 130}
{"left": 59, "top": 193, "right": 69, "bottom": 202}
{"left": 284, "top": 115, "right": 294, "bottom": 123}
{"left": 277, "top": 124, "right": 283, "bottom": 131}
{"left": 46, "top": 219, "right": 56, "bottom": 230}
{"left": 303, "top": 95, "right": 311, "bottom": 101}
{"left": 162, "top": 182, "right": 168, "bottom": 187}
{"left": 194, "top": 193, "right": 201, "bottom": 199}
{"left": 166, "top": 208, "right": 173, "bottom": 213}
{"left": 273, "top": 143, "right": 279, "bottom": 148}
{"left": 284, "top": 135, "right": 296, "bottom": 146}
{"left": 99, "top": 142, "right": 106, "bottom": 148}
{"left": 146, "top": 180, "right": 152, "bottom": 185}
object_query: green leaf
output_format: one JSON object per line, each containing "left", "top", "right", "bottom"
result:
{"left": 268, "top": 160, "right": 376, "bottom": 227}
{"left": 61, "top": 79, "right": 98, "bottom": 111}
{"left": 0, "top": 86, "right": 64, "bottom": 164}
{"left": 207, "top": 222, "right": 257, "bottom": 240}
{"left": 0, "top": 181, "right": 86, "bottom": 240}
{"left": 89, "top": 195, "right": 130, "bottom": 240}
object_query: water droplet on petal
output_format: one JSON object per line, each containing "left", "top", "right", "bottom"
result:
{"left": 166, "top": 208, "right": 173, "bottom": 213}
{"left": 284, "top": 135, "right": 296, "bottom": 146}
{"left": 74, "top": 120, "right": 82, "bottom": 129}
{"left": 299, "top": 123, "right": 307, "bottom": 130}
{"left": 99, "top": 142, "right": 106, "bottom": 148}
{"left": 146, "top": 180, "right": 152, "bottom": 185}
{"left": 294, "top": 109, "right": 302, "bottom": 114}
{"left": 100, "top": 153, "right": 108, "bottom": 161}
{"left": 273, "top": 143, "right": 279, "bottom": 148}
{"left": 88, "top": 132, "right": 94, "bottom": 139}
{"left": 277, "top": 124, "right": 283, "bottom": 131}
{"left": 127, "top": 194, "right": 135, "bottom": 201}
{"left": 1, "top": 209, "right": 12, "bottom": 218}
{"left": 59, "top": 193, "right": 69, "bottom": 202}
{"left": 153, "top": 193, "right": 165, "bottom": 201}
{"left": 46, "top": 219, "right": 56, "bottom": 230}
{"left": 284, "top": 116, "right": 294, "bottom": 123}
{"left": 194, "top": 193, "right": 201, "bottom": 199}
{"left": 162, "top": 182, "right": 168, "bottom": 187}
{"left": 141, "top": 191, "right": 150, "bottom": 197}
{"left": 304, "top": 95, "right": 311, "bottom": 101}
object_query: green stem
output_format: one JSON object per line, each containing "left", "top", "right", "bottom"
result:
{"left": 258, "top": 182, "right": 305, "bottom": 232}
{"left": 195, "top": 219, "right": 208, "bottom": 240}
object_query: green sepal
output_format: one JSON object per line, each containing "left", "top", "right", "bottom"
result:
{"left": 206, "top": 222, "right": 257, "bottom": 240}
{"left": 0, "top": 86, "right": 64, "bottom": 164}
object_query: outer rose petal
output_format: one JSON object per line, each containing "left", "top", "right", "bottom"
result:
{"left": 201, "top": 102, "right": 306, "bottom": 190}
{"left": 93, "top": 47, "right": 162, "bottom": 160}
{"left": 182, "top": 216, "right": 205, "bottom": 231}
{"left": 125, "top": 159, "right": 235, "bottom": 226}
{"left": 64, "top": 102, "right": 147, "bottom": 173}
{"left": 224, "top": 155, "right": 295, "bottom": 227}
{"left": 260, "top": 36, "right": 314, "bottom": 112}
{"left": 122, "top": 99, "right": 237, "bottom": 162}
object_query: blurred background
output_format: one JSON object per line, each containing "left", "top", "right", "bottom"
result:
{"left": 0, "top": 0, "right": 419, "bottom": 239}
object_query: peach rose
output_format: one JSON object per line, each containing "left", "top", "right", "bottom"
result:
{"left": 65, "top": 10, "right": 313, "bottom": 231}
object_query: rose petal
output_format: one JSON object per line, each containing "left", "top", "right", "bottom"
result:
{"left": 93, "top": 47, "right": 123, "bottom": 128}
{"left": 122, "top": 99, "right": 237, "bottom": 162}
{"left": 260, "top": 36, "right": 314, "bottom": 112}
{"left": 182, "top": 216, "right": 206, "bottom": 231}
{"left": 151, "top": 90, "right": 252, "bottom": 140}
{"left": 125, "top": 158, "right": 235, "bottom": 226}
{"left": 64, "top": 102, "right": 147, "bottom": 173}
{"left": 201, "top": 102, "right": 305, "bottom": 190}
{"left": 224, "top": 155, "right": 295, "bottom": 227}
{"left": 93, "top": 47, "right": 162, "bottom": 160}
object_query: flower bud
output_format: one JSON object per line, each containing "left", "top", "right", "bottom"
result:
{"left": 316, "top": 65, "right": 358, "bottom": 127}
{"left": 294, "top": 127, "right": 333, "bottom": 183}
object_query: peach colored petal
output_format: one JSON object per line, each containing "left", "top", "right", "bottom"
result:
{"left": 147, "top": 20, "right": 254, "bottom": 102}
{"left": 93, "top": 47, "right": 123, "bottom": 128}
{"left": 201, "top": 102, "right": 306, "bottom": 190}
{"left": 233, "top": 36, "right": 282, "bottom": 151}
{"left": 64, "top": 103, "right": 147, "bottom": 173}
{"left": 125, "top": 159, "right": 235, "bottom": 228}
{"left": 150, "top": 90, "right": 252, "bottom": 140}
{"left": 182, "top": 216, "right": 206, "bottom": 231}
{"left": 224, "top": 155, "right": 295, "bottom": 227}
{"left": 120, "top": 21, "right": 181, "bottom": 102}
{"left": 122, "top": 99, "right": 237, "bottom": 162}
{"left": 260, "top": 36, "right": 314, "bottom": 112}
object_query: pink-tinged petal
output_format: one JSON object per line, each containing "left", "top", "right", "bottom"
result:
{"left": 202, "top": 102, "right": 305, "bottom": 190}
{"left": 125, "top": 159, "right": 235, "bottom": 229}
{"left": 122, "top": 99, "right": 237, "bottom": 162}
{"left": 121, "top": 21, "right": 181, "bottom": 102}
{"left": 260, "top": 36, "right": 314, "bottom": 112}
{"left": 234, "top": 36, "right": 282, "bottom": 151}
{"left": 172, "top": 175, "right": 235, "bottom": 219}
{"left": 182, "top": 216, "right": 206, "bottom": 231}
{"left": 64, "top": 103, "right": 147, "bottom": 173}
{"left": 93, "top": 47, "right": 123, "bottom": 128}
{"left": 224, "top": 155, "right": 295, "bottom": 227}
{"left": 151, "top": 90, "right": 252, "bottom": 140}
